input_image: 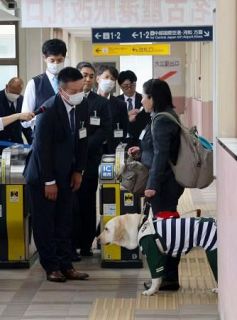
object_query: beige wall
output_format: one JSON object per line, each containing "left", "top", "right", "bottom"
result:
{"left": 18, "top": 28, "right": 51, "bottom": 88}
{"left": 217, "top": 142, "right": 237, "bottom": 320}
{"left": 216, "top": 0, "right": 237, "bottom": 137}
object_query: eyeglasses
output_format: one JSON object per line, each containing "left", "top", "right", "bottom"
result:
{"left": 121, "top": 83, "right": 136, "bottom": 90}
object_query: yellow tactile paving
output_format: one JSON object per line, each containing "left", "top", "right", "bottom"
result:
{"left": 89, "top": 186, "right": 218, "bottom": 320}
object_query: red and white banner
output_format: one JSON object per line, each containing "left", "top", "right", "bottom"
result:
{"left": 20, "top": 0, "right": 216, "bottom": 28}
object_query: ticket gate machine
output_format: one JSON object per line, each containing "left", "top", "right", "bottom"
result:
{"left": 98, "top": 144, "right": 143, "bottom": 268}
{"left": 0, "top": 145, "right": 37, "bottom": 268}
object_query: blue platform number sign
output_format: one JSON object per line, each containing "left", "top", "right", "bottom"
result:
{"left": 100, "top": 164, "right": 114, "bottom": 180}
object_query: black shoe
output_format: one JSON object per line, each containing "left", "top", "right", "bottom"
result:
{"left": 47, "top": 271, "right": 66, "bottom": 282}
{"left": 159, "top": 280, "right": 180, "bottom": 291}
{"left": 80, "top": 249, "right": 93, "bottom": 257}
{"left": 143, "top": 280, "right": 180, "bottom": 291}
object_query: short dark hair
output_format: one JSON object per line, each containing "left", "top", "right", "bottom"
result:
{"left": 118, "top": 70, "right": 137, "bottom": 85}
{"left": 76, "top": 61, "right": 95, "bottom": 73}
{"left": 58, "top": 67, "right": 83, "bottom": 86}
{"left": 143, "top": 79, "right": 174, "bottom": 112}
{"left": 42, "top": 39, "right": 67, "bottom": 57}
{"left": 97, "top": 65, "right": 119, "bottom": 80}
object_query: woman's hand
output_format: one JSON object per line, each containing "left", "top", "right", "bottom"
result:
{"left": 128, "top": 146, "right": 140, "bottom": 157}
{"left": 144, "top": 189, "right": 156, "bottom": 198}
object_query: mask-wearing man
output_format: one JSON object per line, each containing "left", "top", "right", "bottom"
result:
{"left": 69, "top": 62, "right": 112, "bottom": 260}
{"left": 0, "top": 77, "right": 33, "bottom": 152}
{"left": 96, "top": 65, "right": 128, "bottom": 154}
{"left": 117, "top": 70, "right": 150, "bottom": 148}
{"left": 23, "top": 67, "right": 90, "bottom": 283}
{"left": 22, "top": 38, "right": 67, "bottom": 128}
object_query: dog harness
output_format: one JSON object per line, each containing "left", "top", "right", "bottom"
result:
{"left": 138, "top": 217, "right": 217, "bottom": 279}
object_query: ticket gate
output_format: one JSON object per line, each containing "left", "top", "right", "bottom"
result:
{"left": 98, "top": 144, "right": 143, "bottom": 268}
{"left": 0, "top": 145, "right": 37, "bottom": 268}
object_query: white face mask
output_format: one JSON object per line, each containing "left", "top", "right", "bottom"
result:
{"left": 63, "top": 91, "right": 84, "bottom": 106}
{"left": 99, "top": 79, "right": 115, "bottom": 94}
{"left": 47, "top": 62, "right": 64, "bottom": 75}
{"left": 6, "top": 92, "right": 20, "bottom": 102}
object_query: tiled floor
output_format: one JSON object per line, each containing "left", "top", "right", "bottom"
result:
{"left": 0, "top": 184, "right": 219, "bottom": 320}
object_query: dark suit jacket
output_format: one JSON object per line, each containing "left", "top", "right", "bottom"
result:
{"left": 23, "top": 94, "right": 89, "bottom": 187}
{"left": 85, "top": 91, "right": 112, "bottom": 175}
{"left": 117, "top": 92, "right": 150, "bottom": 146}
{"left": 0, "top": 90, "right": 32, "bottom": 148}
{"left": 106, "top": 95, "right": 128, "bottom": 153}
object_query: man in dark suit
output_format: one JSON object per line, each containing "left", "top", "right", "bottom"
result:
{"left": 71, "top": 62, "right": 112, "bottom": 258}
{"left": 24, "top": 67, "right": 89, "bottom": 282}
{"left": 0, "top": 77, "right": 32, "bottom": 153}
{"left": 96, "top": 65, "right": 128, "bottom": 154}
{"left": 117, "top": 70, "right": 150, "bottom": 148}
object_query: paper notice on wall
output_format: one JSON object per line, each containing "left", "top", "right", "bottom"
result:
{"left": 153, "top": 57, "right": 181, "bottom": 86}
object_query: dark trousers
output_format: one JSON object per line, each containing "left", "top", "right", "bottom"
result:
{"left": 27, "top": 184, "right": 73, "bottom": 273}
{"left": 72, "top": 173, "right": 98, "bottom": 251}
{"left": 150, "top": 174, "right": 184, "bottom": 214}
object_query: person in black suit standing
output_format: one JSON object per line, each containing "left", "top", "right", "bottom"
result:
{"left": 24, "top": 67, "right": 89, "bottom": 282}
{"left": 117, "top": 70, "right": 150, "bottom": 148}
{"left": 96, "top": 65, "right": 128, "bottom": 154}
{"left": 70, "top": 62, "right": 112, "bottom": 258}
{"left": 0, "top": 77, "right": 32, "bottom": 152}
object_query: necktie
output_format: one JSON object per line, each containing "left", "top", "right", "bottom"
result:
{"left": 52, "top": 76, "right": 58, "bottom": 93}
{"left": 10, "top": 102, "right": 16, "bottom": 113}
{"left": 69, "top": 108, "right": 75, "bottom": 133}
{"left": 127, "top": 98, "right": 133, "bottom": 112}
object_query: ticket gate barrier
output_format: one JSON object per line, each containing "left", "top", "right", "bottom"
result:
{"left": 98, "top": 144, "right": 143, "bottom": 268}
{"left": 0, "top": 145, "right": 37, "bottom": 268}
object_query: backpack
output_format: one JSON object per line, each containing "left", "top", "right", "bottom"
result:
{"left": 117, "top": 155, "right": 149, "bottom": 194}
{"left": 152, "top": 112, "right": 214, "bottom": 189}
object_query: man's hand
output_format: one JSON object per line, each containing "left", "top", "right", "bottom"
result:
{"left": 45, "top": 184, "right": 58, "bottom": 201}
{"left": 70, "top": 172, "right": 83, "bottom": 191}
{"left": 144, "top": 189, "right": 156, "bottom": 198}
{"left": 18, "top": 112, "right": 35, "bottom": 121}
{"left": 128, "top": 109, "right": 139, "bottom": 122}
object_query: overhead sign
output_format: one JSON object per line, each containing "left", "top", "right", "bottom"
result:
{"left": 93, "top": 44, "right": 170, "bottom": 56}
{"left": 21, "top": 0, "right": 215, "bottom": 28}
{"left": 92, "top": 26, "right": 213, "bottom": 43}
{"left": 153, "top": 57, "right": 182, "bottom": 86}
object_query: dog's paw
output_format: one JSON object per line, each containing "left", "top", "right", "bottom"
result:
{"left": 142, "top": 289, "right": 156, "bottom": 296}
{"left": 212, "top": 287, "right": 218, "bottom": 294}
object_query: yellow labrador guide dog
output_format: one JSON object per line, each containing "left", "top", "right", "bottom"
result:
{"left": 99, "top": 212, "right": 217, "bottom": 296}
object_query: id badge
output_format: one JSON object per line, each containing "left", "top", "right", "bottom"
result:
{"left": 114, "top": 129, "right": 123, "bottom": 138}
{"left": 90, "top": 116, "right": 100, "bottom": 126}
{"left": 139, "top": 129, "right": 146, "bottom": 140}
{"left": 79, "top": 128, "right": 87, "bottom": 139}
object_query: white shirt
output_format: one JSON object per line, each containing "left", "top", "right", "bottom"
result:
{"left": 21, "top": 70, "right": 56, "bottom": 128}
{"left": 0, "top": 118, "right": 3, "bottom": 131}
{"left": 124, "top": 94, "right": 135, "bottom": 110}
{"left": 62, "top": 98, "right": 75, "bottom": 124}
